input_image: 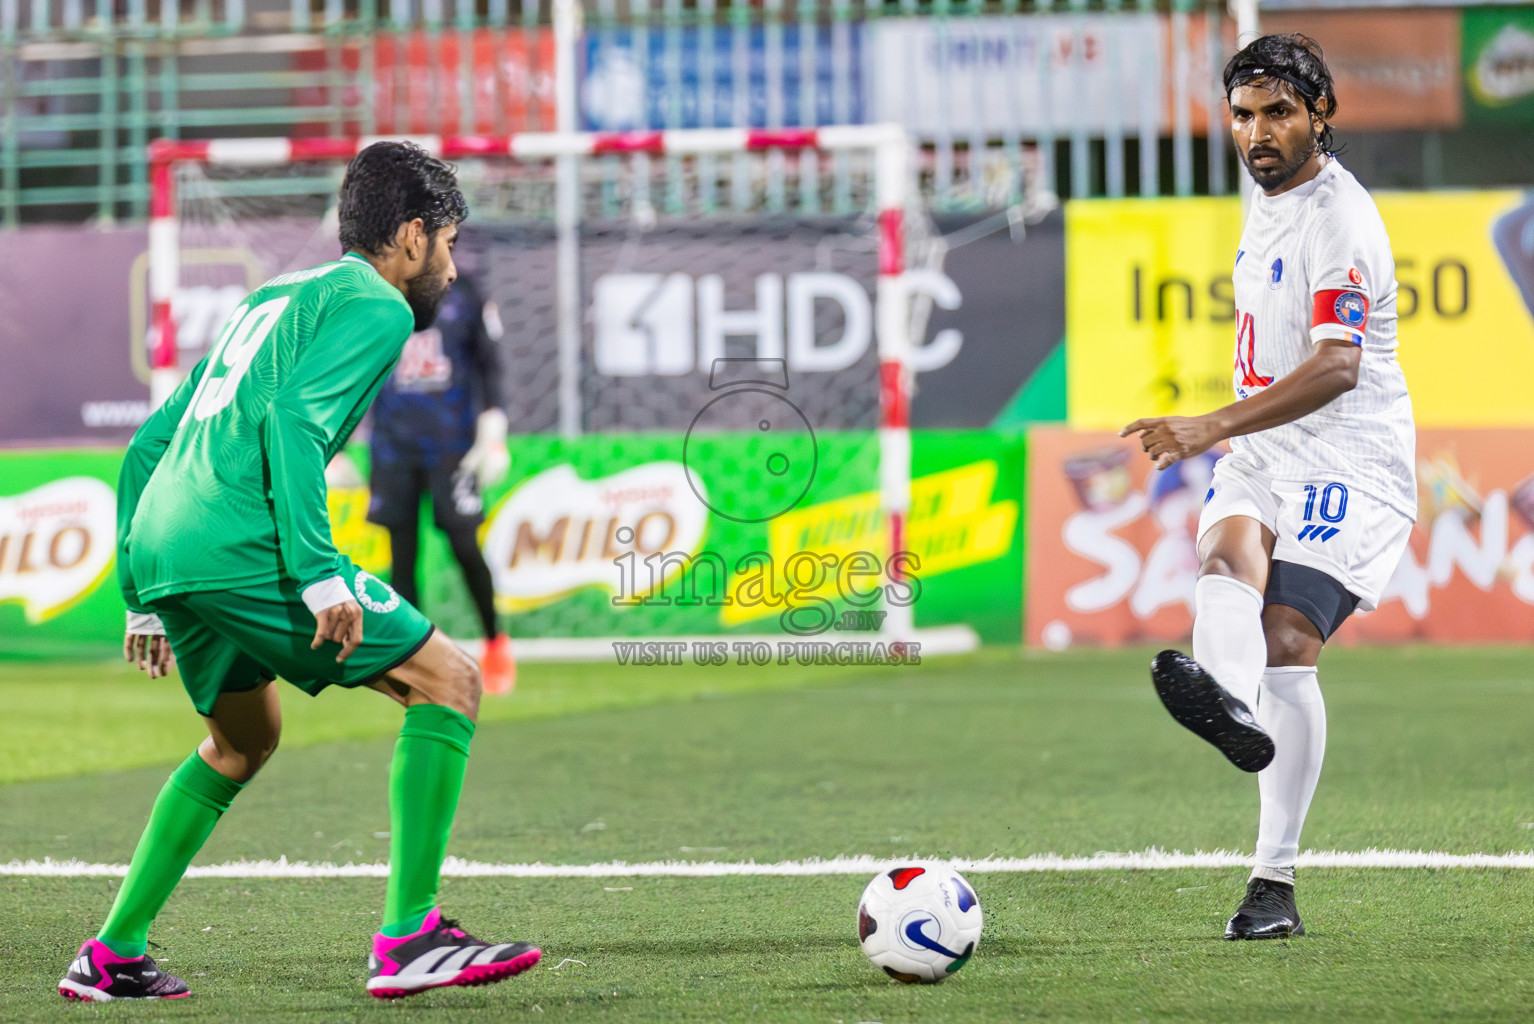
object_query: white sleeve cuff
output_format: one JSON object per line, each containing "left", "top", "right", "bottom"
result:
{"left": 301, "top": 576, "right": 354, "bottom": 615}
{"left": 126, "top": 610, "right": 165, "bottom": 635}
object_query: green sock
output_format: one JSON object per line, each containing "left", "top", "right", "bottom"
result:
{"left": 381, "top": 704, "right": 475, "bottom": 938}
{"left": 97, "top": 752, "right": 244, "bottom": 959}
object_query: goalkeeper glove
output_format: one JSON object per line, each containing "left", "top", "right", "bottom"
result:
{"left": 459, "top": 408, "right": 511, "bottom": 490}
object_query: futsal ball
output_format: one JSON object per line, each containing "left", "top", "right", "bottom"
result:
{"left": 857, "top": 862, "right": 982, "bottom": 983}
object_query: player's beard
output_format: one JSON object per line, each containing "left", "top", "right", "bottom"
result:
{"left": 1241, "top": 132, "right": 1318, "bottom": 191}
{"left": 404, "top": 248, "right": 452, "bottom": 330}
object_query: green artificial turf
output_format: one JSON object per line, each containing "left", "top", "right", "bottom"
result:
{"left": 6, "top": 872, "right": 1534, "bottom": 1023}
{"left": 0, "top": 653, "right": 860, "bottom": 785}
{"left": 2, "top": 646, "right": 1533, "bottom": 1021}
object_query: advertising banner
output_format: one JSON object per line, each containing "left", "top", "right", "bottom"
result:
{"left": 370, "top": 430, "right": 1026, "bottom": 645}
{"left": 295, "top": 30, "right": 557, "bottom": 136}
{"left": 0, "top": 212, "right": 1045, "bottom": 446}
{"left": 1067, "top": 191, "right": 1534, "bottom": 430}
{"left": 480, "top": 219, "right": 884, "bottom": 433}
{"left": 371, "top": 29, "right": 557, "bottom": 136}
{"left": 0, "top": 431, "right": 1026, "bottom": 658}
{"left": 1025, "top": 428, "right": 1211, "bottom": 649}
{"left": 0, "top": 226, "right": 152, "bottom": 446}
{"left": 581, "top": 24, "right": 864, "bottom": 131}
{"left": 916, "top": 211, "right": 1065, "bottom": 429}
{"left": 1463, "top": 7, "right": 1534, "bottom": 126}
{"left": 1357, "top": 428, "right": 1534, "bottom": 643}
{"left": 868, "top": 14, "right": 1162, "bottom": 136}
{"left": 1263, "top": 10, "right": 1462, "bottom": 131}
{"left": 1026, "top": 427, "right": 1534, "bottom": 649}
{"left": 0, "top": 450, "right": 126, "bottom": 657}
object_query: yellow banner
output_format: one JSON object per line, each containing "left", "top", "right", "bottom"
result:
{"left": 1067, "top": 190, "right": 1534, "bottom": 428}
{"left": 719, "top": 460, "right": 1018, "bottom": 627}
{"left": 328, "top": 487, "right": 392, "bottom": 576}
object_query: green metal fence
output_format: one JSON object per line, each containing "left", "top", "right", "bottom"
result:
{"left": 2, "top": 0, "right": 1245, "bottom": 225}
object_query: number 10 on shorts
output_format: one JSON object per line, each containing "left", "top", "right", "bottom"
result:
{"left": 1299, "top": 483, "right": 1347, "bottom": 542}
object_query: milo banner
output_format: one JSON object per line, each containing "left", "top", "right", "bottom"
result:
{"left": 357, "top": 431, "right": 1026, "bottom": 645}
{"left": 1025, "top": 426, "right": 1534, "bottom": 648}
{"left": 0, "top": 450, "right": 124, "bottom": 657}
{"left": 1066, "top": 191, "right": 1534, "bottom": 430}
{"left": 0, "top": 430, "right": 1026, "bottom": 658}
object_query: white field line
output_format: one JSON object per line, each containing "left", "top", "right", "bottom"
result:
{"left": 5, "top": 849, "right": 1534, "bottom": 879}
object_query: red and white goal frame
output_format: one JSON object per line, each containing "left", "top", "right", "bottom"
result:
{"left": 147, "top": 125, "right": 931, "bottom": 642}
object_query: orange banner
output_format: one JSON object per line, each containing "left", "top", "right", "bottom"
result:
{"left": 1353, "top": 429, "right": 1534, "bottom": 643}
{"left": 372, "top": 29, "right": 557, "bottom": 136}
{"left": 1263, "top": 10, "right": 1462, "bottom": 131}
{"left": 1170, "top": 10, "right": 1462, "bottom": 139}
{"left": 296, "top": 29, "right": 557, "bottom": 137}
{"left": 1025, "top": 427, "right": 1534, "bottom": 648}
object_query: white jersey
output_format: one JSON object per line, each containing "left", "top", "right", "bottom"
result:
{"left": 1227, "top": 158, "right": 1416, "bottom": 521}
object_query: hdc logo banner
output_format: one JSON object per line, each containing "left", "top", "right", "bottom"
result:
{"left": 592, "top": 270, "right": 960, "bottom": 376}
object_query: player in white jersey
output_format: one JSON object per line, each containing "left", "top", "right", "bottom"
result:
{"left": 1122, "top": 34, "right": 1415, "bottom": 940}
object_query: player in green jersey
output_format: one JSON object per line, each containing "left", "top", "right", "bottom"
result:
{"left": 59, "top": 142, "right": 542, "bottom": 1004}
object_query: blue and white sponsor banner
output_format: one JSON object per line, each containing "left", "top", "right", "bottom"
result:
{"left": 581, "top": 25, "right": 865, "bottom": 131}
{"left": 868, "top": 14, "right": 1164, "bottom": 137}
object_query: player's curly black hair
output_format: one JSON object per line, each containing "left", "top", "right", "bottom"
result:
{"left": 337, "top": 141, "right": 468, "bottom": 255}
{"left": 1223, "top": 34, "right": 1339, "bottom": 156}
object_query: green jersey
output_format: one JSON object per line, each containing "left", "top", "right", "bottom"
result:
{"left": 118, "top": 253, "right": 415, "bottom": 609}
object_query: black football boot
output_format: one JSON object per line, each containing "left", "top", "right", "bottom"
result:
{"left": 1225, "top": 877, "right": 1305, "bottom": 940}
{"left": 1150, "top": 650, "right": 1275, "bottom": 772}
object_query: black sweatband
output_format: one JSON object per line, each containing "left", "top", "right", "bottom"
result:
{"left": 1227, "top": 68, "right": 1320, "bottom": 112}
{"left": 1264, "top": 560, "right": 1359, "bottom": 641}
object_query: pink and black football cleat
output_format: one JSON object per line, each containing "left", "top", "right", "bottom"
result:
{"left": 58, "top": 939, "right": 191, "bottom": 1001}
{"left": 367, "top": 908, "right": 541, "bottom": 999}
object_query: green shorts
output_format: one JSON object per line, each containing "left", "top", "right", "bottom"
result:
{"left": 151, "top": 558, "right": 435, "bottom": 716}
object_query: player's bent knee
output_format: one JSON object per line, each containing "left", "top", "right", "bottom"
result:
{"left": 1198, "top": 554, "right": 1265, "bottom": 590}
{"left": 424, "top": 644, "right": 481, "bottom": 721}
{"left": 1199, "top": 556, "right": 1237, "bottom": 580}
{"left": 235, "top": 731, "right": 280, "bottom": 779}
{"left": 201, "top": 682, "right": 282, "bottom": 783}
{"left": 1263, "top": 615, "right": 1321, "bottom": 667}
{"left": 199, "top": 735, "right": 278, "bottom": 784}
{"left": 390, "top": 631, "right": 483, "bottom": 720}
{"left": 452, "top": 651, "right": 483, "bottom": 720}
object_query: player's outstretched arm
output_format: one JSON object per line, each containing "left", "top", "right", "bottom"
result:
{"left": 1122, "top": 338, "right": 1361, "bottom": 470}
{"left": 264, "top": 295, "right": 414, "bottom": 658}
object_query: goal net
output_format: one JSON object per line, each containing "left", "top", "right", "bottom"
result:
{"left": 148, "top": 129, "right": 952, "bottom": 649}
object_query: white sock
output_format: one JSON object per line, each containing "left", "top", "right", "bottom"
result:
{"left": 1252, "top": 666, "right": 1326, "bottom": 882}
{"left": 1191, "top": 574, "right": 1266, "bottom": 709}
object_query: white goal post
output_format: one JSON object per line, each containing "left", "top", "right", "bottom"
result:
{"left": 146, "top": 125, "right": 961, "bottom": 649}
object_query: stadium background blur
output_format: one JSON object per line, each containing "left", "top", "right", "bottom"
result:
{"left": 6, "top": 0, "right": 1534, "bottom": 655}
{"left": 5, "top": 4, "right": 1534, "bottom": 1021}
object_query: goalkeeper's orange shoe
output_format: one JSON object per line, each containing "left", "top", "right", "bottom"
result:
{"left": 481, "top": 634, "right": 516, "bottom": 695}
